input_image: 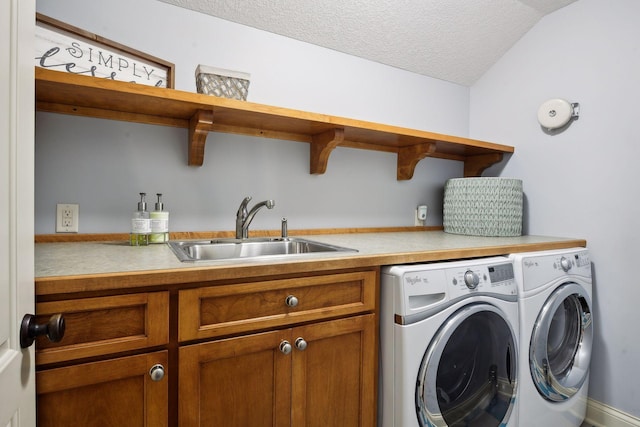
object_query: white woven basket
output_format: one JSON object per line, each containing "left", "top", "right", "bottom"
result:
{"left": 443, "top": 177, "right": 523, "bottom": 237}
{"left": 195, "top": 65, "right": 250, "bottom": 101}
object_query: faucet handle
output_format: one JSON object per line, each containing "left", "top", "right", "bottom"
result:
{"left": 237, "top": 196, "right": 252, "bottom": 216}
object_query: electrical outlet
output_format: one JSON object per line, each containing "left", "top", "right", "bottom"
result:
{"left": 56, "top": 203, "right": 79, "bottom": 233}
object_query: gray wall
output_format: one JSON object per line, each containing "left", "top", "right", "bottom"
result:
{"left": 35, "top": 0, "right": 470, "bottom": 234}
{"left": 471, "top": 0, "right": 640, "bottom": 417}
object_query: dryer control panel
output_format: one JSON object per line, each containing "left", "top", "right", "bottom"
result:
{"left": 517, "top": 248, "right": 591, "bottom": 291}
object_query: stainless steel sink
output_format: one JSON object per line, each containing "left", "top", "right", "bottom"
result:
{"left": 168, "top": 237, "right": 357, "bottom": 262}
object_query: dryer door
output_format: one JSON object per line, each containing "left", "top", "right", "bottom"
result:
{"left": 416, "top": 303, "right": 518, "bottom": 427}
{"left": 530, "top": 282, "right": 593, "bottom": 402}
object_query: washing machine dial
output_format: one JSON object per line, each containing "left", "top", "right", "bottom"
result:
{"left": 560, "top": 256, "right": 572, "bottom": 272}
{"left": 463, "top": 270, "right": 480, "bottom": 289}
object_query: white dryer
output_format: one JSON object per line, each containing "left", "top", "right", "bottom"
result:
{"left": 510, "top": 248, "right": 593, "bottom": 427}
{"left": 380, "top": 257, "right": 519, "bottom": 427}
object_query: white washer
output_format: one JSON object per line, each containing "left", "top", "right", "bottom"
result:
{"left": 510, "top": 248, "right": 593, "bottom": 427}
{"left": 380, "top": 257, "right": 519, "bottom": 427}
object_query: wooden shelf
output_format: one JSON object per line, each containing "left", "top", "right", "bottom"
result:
{"left": 35, "top": 68, "right": 514, "bottom": 180}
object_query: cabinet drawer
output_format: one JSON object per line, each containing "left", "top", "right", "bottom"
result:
{"left": 36, "top": 292, "right": 169, "bottom": 365}
{"left": 179, "top": 270, "right": 377, "bottom": 342}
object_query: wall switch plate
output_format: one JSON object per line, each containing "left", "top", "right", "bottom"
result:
{"left": 56, "top": 203, "right": 79, "bottom": 233}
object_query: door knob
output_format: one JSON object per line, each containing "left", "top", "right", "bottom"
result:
{"left": 20, "top": 313, "right": 66, "bottom": 349}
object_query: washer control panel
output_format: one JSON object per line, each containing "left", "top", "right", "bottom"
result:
{"left": 447, "top": 262, "right": 517, "bottom": 299}
{"left": 383, "top": 256, "right": 518, "bottom": 317}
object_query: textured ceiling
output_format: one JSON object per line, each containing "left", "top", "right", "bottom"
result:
{"left": 159, "top": 0, "right": 576, "bottom": 86}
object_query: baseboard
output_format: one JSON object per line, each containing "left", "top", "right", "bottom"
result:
{"left": 586, "top": 398, "right": 640, "bottom": 427}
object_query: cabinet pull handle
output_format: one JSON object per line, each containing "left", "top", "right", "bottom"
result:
{"left": 20, "top": 313, "right": 66, "bottom": 349}
{"left": 295, "top": 337, "right": 308, "bottom": 351}
{"left": 279, "top": 340, "right": 292, "bottom": 355}
{"left": 149, "top": 364, "right": 165, "bottom": 381}
{"left": 285, "top": 295, "right": 299, "bottom": 307}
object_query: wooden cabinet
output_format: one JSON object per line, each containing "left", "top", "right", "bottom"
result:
{"left": 178, "top": 271, "right": 377, "bottom": 341}
{"left": 178, "top": 270, "right": 378, "bottom": 427}
{"left": 179, "top": 329, "right": 291, "bottom": 427}
{"left": 35, "top": 269, "right": 378, "bottom": 426}
{"left": 35, "top": 292, "right": 170, "bottom": 427}
{"left": 37, "top": 351, "right": 169, "bottom": 427}
{"left": 179, "top": 314, "right": 375, "bottom": 427}
{"left": 290, "top": 315, "right": 376, "bottom": 426}
{"left": 35, "top": 292, "right": 169, "bottom": 365}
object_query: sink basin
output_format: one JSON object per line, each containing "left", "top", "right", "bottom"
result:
{"left": 168, "top": 237, "right": 357, "bottom": 262}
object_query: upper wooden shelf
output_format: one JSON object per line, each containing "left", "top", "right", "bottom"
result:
{"left": 35, "top": 68, "right": 514, "bottom": 179}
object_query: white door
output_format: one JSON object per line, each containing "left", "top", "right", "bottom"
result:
{"left": 0, "top": 0, "right": 36, "bottom": 426}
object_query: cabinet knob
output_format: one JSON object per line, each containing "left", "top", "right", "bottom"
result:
{"left": 295, "top": 337, "right": 308, "bottom": 351}
{"left": 285, "top": 295, "right": 299, "bottom": 307}
{"left": 149, "top": 364, "right": 165, "bottom": 381}
{"left": 279, "top": 340, "right": 292, "bottom": 355}
{"left": 20, "top": 313, "right": 66, "bottom": 349}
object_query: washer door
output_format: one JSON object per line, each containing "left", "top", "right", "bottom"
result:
{"left": 530, "top": 282, "right": 593, "bottom": 402}
{"left": 416, "top": 303, "right": 518, "bottom": 427}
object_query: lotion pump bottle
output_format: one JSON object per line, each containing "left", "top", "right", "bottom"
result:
{"left": 130, "top": 192, "right": 151, "bottom": 246}
{"left": 150, "top": 193, "right": 169, "bottom": 243}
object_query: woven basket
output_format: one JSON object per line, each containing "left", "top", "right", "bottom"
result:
{"left": 195, "top": 65, "right": 250, "bottom": 101}
{"left": 443, "top": 178, "right": 523, "bottom": 237}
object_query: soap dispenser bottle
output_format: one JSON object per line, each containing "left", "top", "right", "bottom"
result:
{"left": 130, "top": 192, "right": 151, "bottom": 246}
{"left": 150, "top": 193, "right": 169, "bottom": 243}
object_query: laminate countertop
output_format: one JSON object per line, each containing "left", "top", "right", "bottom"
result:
{"left": 35, "top": 231, "right": 586, "bottom": 295}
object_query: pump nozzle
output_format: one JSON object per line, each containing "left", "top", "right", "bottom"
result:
{"left": 155, "top": 193, "right": 164, "bottom": 211}
{"left": 138, "top": 193, "right": 147, "bottom": 212}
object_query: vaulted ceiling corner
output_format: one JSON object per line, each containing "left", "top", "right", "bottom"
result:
{"left": 158, "top": 0, "right": 577, "bottom": 85}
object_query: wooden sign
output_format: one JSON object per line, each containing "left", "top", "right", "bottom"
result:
{"left": 35, "top": 13, "right": 175, "bottom": 88}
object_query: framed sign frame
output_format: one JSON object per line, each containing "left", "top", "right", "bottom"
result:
{"left": 35, "top": 13, "right": 175, "bottom": 88}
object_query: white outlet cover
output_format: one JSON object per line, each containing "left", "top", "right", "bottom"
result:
{"left": 56, "top": 203, "right": 79, "bottom": 233}
{"left": 417, "top": 205, "right": 428, "bottom": 220}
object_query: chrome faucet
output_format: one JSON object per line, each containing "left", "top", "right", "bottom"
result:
{"left": 235, "top": 196, "right": 275, "bottom": 239}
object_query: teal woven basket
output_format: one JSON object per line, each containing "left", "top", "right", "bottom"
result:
{"left": 443, "top": 178, "right": 523, "bottom": 237}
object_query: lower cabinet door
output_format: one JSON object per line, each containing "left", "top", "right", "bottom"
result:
{"left": 291, "top": 314, "right": 376, "bottom": 427}
{"left": 179, "top": 330, "right": 292, "bottom": 427}
{"left": 178, "top": 314, "right": 376, "bottom": 427}
{"left": 36, "top": 351, "right": 168, "bottom": 427}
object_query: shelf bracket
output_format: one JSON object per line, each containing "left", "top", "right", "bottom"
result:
{"left": 397, "top": 143, "right": 437, "bottom": 180}
{"left": 310, "top": 128, "right": 345, "bottom": 175}
{"left": 463, "top": 153, "right": 504, "bottom": 177}
{"left": 188, "top": 109, "right": 214, "bottom": 166}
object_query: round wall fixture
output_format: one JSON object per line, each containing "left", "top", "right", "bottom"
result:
{"left": 537, "top": 98, "right": 579, "bottom": 131}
